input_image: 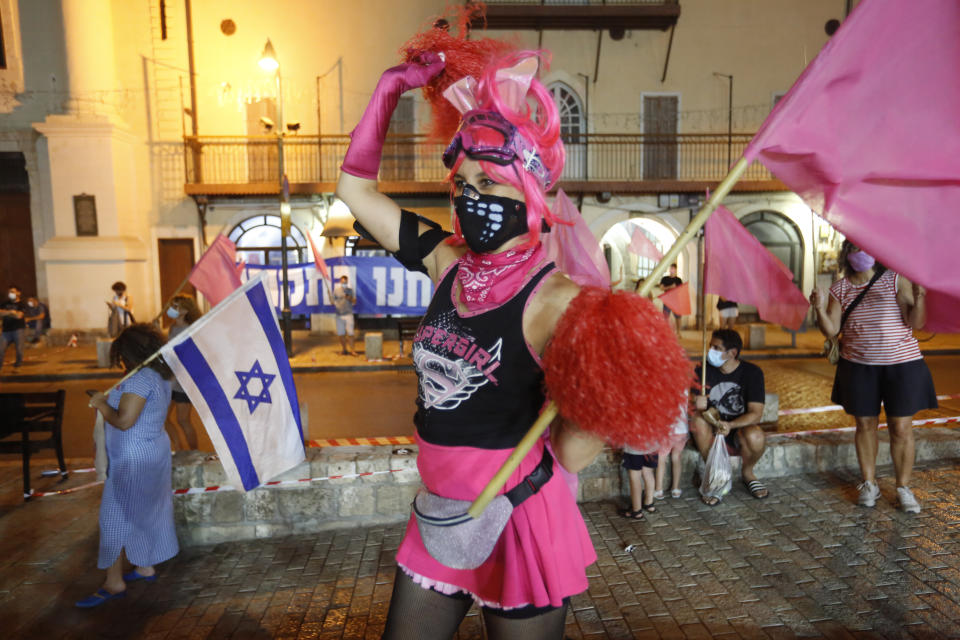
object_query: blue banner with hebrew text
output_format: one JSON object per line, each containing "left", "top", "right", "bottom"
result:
{"left": 240, "top": 257, "right": 432, "bottom": 316}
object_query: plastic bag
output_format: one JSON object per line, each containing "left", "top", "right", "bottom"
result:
{"left": 700, "top": 434, "right": 732, "bottom": 499}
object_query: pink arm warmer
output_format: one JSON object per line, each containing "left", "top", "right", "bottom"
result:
{"left": 341, "top": 52, "right": 445, "bottom": 180}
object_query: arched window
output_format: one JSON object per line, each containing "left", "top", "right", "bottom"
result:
{"left": 548, "top": 82, "right": 584, "bottom": 143}
{"left": 227, "top": 214, "right": 307, "bottom": 266}
{"left": 739, "top": 210, "right": 804, "bottom": 287}
{"left": 549, "top": 82, "right": 585, "bottom": 179}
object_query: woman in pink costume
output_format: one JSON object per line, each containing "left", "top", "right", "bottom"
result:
{"left": 336, "top": 36, "right": 604, "bottom": 640}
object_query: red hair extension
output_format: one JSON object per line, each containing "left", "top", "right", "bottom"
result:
{"left": 543, "top": 287, "right": 694, "bottom": 451}
{"left": 400, "top": 3, "right": 516, "bottom": 141}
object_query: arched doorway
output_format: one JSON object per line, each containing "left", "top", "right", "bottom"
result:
{"left": 739, "top": 210, "right": 804, "bottom": 287}
{"left": 599, "top": 218, "right": 676, "bottom": 291}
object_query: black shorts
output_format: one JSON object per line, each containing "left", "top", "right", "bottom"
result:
{"left": 171, "top": 390, "right": 190, "bottom": 404}
{"left": 831, "top": 358, "right": 938, "bottom": 417}
{"left": 622, "top": 452, "right": 659, "bottom": 470}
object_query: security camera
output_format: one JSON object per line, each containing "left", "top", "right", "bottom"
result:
{"left": 260, "top": 116, "right": 275, "bottom": 130}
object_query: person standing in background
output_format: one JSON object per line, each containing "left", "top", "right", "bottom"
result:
{"left": 717, "top": 296, "right": 739, "bottom": 330}
{"left": 166, "top": 294, "right": 201, "bottom": 450}
{"left": 0, "top": 285, "right": 27, "bottom": 371}
{"left": 108, "top": 282, "right": 134, "bottom": 338}
{"left": 810, "top": 241, "right": 936, "bottom": 513}
{"left": 659, "top": 264, "right": 683, "bottom": 336}
{"left": 332, "top": 275, "right": 358, "bottom": 356}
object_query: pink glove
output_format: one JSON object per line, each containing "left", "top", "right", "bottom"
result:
{"left": 341, "top": 52, "right": 445, "bottom": 180}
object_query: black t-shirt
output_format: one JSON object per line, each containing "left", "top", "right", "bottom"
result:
{"left": 695, "top": 360, "right": 765, "bottom": 421}
{"left": 660, "top": 276, "right": 682, "bottom": 289}
{"left": 1, "top": 300, "right": 27, "bottom": 332}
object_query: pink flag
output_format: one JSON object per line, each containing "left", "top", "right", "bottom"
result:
{"left": 659, "top": 282, "right": 691, "bottom": 317}
{"left": 743, "top": 0, "right": 960, "bottom": 332}
{"left": 543, "top": 189, "right": 610, "bottom": 289}
{"left": 189, "top": 235, "right": 243, "bottom": 307}
{"left": 705, "top": 206, "right": 809, "bottom": 331}
{"left": 628, "top": 227, "right": 663, "bottom": 263}
{"left": 307, "top": 232, "right": 330, "bottom": 281}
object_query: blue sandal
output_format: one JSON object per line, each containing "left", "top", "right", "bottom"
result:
{"left": 75, "top": 588, "right": 126, "bottom": 608}
{"left": 123, "top": 570, "right": 157, "bottom": 583}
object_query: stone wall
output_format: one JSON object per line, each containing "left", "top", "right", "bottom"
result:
{"left": 172, "top": 426, "right": 960, "bottom": 546}
{"left": 173, "top": 444, "right": 626, "bottom": 546}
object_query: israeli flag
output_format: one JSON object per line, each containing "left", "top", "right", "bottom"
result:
{"left": 161, "top": 273, "right": 304, "bottom": 491}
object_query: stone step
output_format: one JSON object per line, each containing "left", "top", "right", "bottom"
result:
{"left": 171, "top": 426, "right": 960, "bottom": 546}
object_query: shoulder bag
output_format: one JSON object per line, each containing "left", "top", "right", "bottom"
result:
{"left": 824, "top": 267, "right": 885, "bottom": 364}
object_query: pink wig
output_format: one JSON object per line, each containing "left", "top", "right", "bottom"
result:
{"left": 444, "top": 50, "right": 566, "bottom": 249}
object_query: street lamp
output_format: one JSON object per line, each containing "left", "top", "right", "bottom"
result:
{"left": 259, "top": 38, "right": 293, "bottom": 357}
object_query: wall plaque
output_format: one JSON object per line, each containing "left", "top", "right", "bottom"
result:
{"left": 73, "top": 194, "right": 98, "bottom": 236}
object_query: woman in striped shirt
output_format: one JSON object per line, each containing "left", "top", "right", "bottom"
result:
{"left": 810, "top": 241, "right": 937, "bottom": 513}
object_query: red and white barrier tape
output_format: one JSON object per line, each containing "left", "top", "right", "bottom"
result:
{"left": 777, "top": 393, "right": 960, "bottom": 416}
{"left": 172, "top": 468, "right": 403, "bottom": 495}
{"left": 769, "top": 415, "right": 960, "bottom": 439}
{"left": 30, "top": 480, "right": 104, "bottom": 499}
{"left": 308, "top": 436, "right": 414, "bottom": 448}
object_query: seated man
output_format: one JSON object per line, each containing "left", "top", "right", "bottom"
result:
{"left": 691, "top": 329, "right": 768, "bottom": 505}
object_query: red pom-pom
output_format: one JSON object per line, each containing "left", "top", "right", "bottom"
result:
{"left": 400, "top": 4, "right": 516, "bottom": 141}
{"left": 543, "top": 287, "right": 693, "bottom": 451}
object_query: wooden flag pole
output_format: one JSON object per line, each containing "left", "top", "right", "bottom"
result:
{"left": 468, "top": 157, "right": 751, "bottom": 518}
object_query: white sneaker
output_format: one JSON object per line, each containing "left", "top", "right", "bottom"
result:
{"left": 857, "top": 481, "right": 880, "bottom": 507}
{"left": 897, "top": 486, "right": 921, "bottom": 513}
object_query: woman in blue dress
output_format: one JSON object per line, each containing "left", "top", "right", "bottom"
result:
{"left": 78, "top": 324, "right": 180, "bottom": 607}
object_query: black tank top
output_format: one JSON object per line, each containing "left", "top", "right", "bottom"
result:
{"left": 412, "top": 261, "right": 556, "bottom": 449}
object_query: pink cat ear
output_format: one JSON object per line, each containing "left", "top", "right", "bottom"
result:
{"left": 495, "top": 56, "right": 539, "bottom": 112}
{"left": 442, "top": 76, "right": 480, "bottom": 114}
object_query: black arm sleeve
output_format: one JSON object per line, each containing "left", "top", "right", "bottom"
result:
{"left": 394, "top": 209, "right": 452, "bottom": 274}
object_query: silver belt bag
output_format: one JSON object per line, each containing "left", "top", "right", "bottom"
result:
{"left": 413, "top": 448, "right": 554, "bottom": 570}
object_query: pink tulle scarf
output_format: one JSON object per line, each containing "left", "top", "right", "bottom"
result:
{"left": 456, "top": 243, "right": 545, "bottom": 313}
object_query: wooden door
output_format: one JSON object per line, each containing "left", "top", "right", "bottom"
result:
{"left": 158, "top": 239, "right": 195, "bottom": 327}
{"left": 0, "top": 153, "right": 36, "bottom": 298}
{"left": 643, "top": 95, "right": 678, "bottom": 180}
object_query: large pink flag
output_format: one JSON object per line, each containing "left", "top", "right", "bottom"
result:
{"left": 628, "top": 227, "right": 663, "bottom": 263}
{"left": 659, "top": 282, "right": 691, "bottom": 317}
{"left": 705, "top": 206, "right": 808, "bottom": 331}
{"left": 743, "top": 0, "right": 960, "bottom": 332}
{"left": 543, "top": 189, "right": 610, "bottom": 289}
{"left": 189, "top": 235, "right": 243, "bottom": 307}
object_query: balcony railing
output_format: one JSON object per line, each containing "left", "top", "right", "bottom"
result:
{"left": 481, "top": 1, "right": 677, "bottom": 4}
{"left": 183, "top": 133, "right": 775, "bottom": 193}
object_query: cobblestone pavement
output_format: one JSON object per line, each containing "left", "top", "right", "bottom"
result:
{"left": 1, "top": 459, "right": 958, "bottom": 639}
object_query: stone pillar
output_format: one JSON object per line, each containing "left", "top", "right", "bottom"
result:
{"left": 61, "top": 0, "right": 118, "bottom": 118}
{"left": 30, "top": 0, "right": 149, "bottom": 331}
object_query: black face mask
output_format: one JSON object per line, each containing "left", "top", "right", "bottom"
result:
{"left": 453, "top": 184, "right": 529, "bottom": 253}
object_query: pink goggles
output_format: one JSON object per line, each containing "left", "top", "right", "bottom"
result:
{"left": 442, "top": 110, "right": 552, "bottom": 188}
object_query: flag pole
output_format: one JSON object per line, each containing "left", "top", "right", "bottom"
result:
{"left": 150, "top": 271, "right": 195, "bottom": 326}
{"left": 698, "top": 229, "right": 709, "bottom": 394}
{"left": 469, "top": 156, "right": 752, "bottom": 518}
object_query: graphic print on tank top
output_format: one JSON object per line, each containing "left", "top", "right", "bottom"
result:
{"left": 412, "top": 308, "right": 503, "bottom": 411}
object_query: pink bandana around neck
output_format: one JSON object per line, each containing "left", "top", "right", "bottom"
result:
{"left": 456, "top": 243, "right": 546, "bottom": 313}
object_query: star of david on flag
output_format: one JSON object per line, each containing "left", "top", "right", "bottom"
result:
{"left": 160, "top": 273, "right": 304, "bottom": 491}
{"left": 234, "top": 361, "right": 275, "bottom": 413}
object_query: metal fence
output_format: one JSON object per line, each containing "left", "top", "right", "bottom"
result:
{"left": 183, "top": 133, "right": 772, "bottom": 186}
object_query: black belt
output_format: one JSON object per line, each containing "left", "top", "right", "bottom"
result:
{"left": 504, "top": 448, "right": 554, "bottom": 508}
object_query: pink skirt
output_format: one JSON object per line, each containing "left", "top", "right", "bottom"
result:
{"left": 395, "top": 434, "right": 596, "bottom": 609}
